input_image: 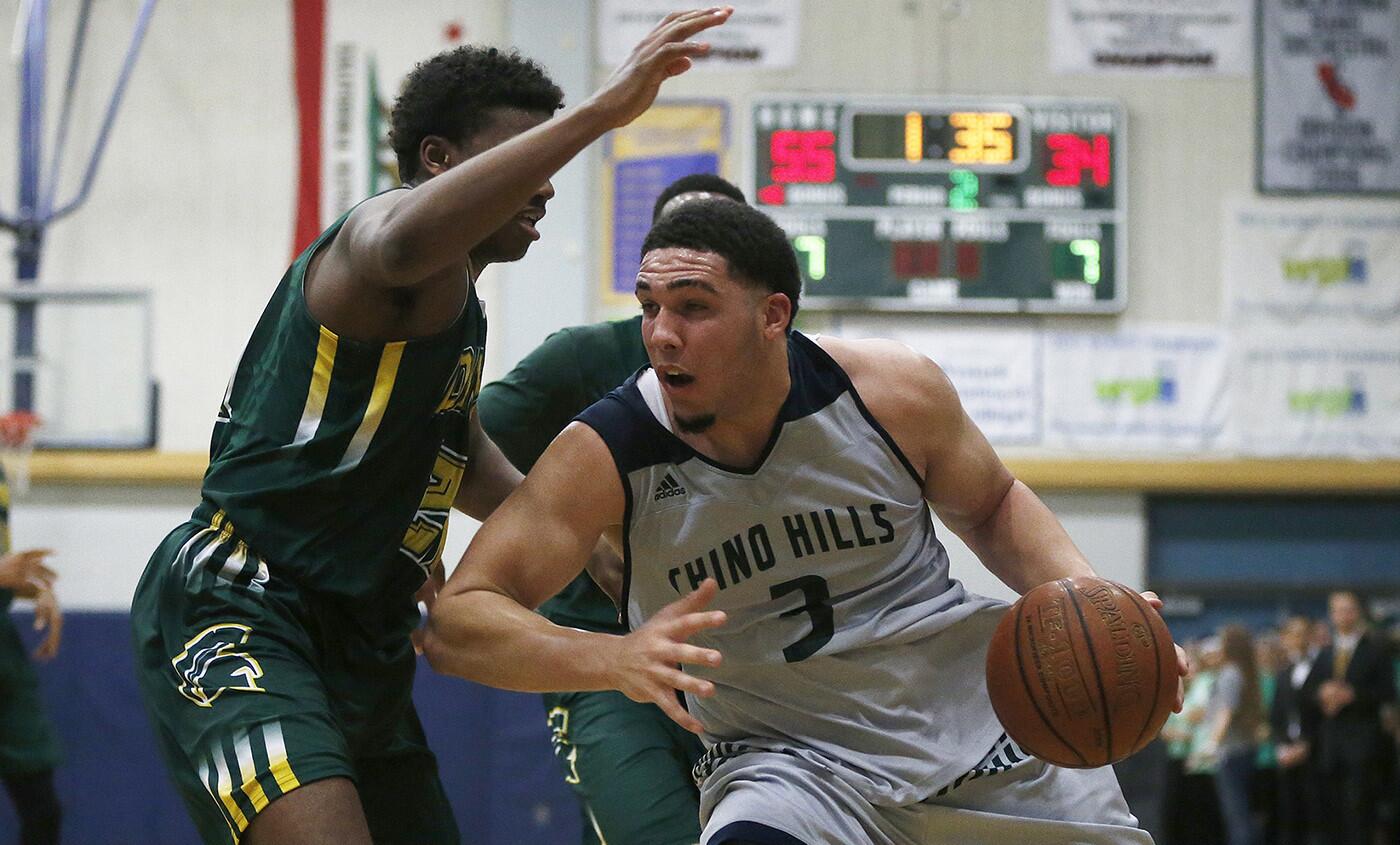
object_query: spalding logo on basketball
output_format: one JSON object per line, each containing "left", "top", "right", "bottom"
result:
{"left": 985, "top": 576, "right": 1177, "bottom": 768}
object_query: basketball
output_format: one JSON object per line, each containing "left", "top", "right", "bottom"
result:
{"left": 985, "top": 577, "right": 1177, "bottom": 769}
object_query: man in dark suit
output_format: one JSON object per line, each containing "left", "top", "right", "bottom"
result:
{"left": 1303, "top": 591, "right": 1397, "bottom": 845}
{"left": 1272, "top": 616, "right": 1321, "bottom": 845}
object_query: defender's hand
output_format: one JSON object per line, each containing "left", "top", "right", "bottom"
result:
{"left": 608, "top": 578, "right": 726, "bottom": 734}
{"left": 1141, "top": 590, "right": 1189, "bottom": 712}
{"left": 0, "top": 548, "right": 56, "bottom": 598}
{"left": 412, "top": 560, "right": 447, "bottom": 655}
{"left": 31, "top": 587, "right": 62, "bottom": 661}
{"left": 584, "top": 7, "right": 732, "bottom": 130}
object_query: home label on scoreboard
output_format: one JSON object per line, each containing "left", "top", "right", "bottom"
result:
{"left": 750, "top": 96, "right": 1127, "bottom": 313}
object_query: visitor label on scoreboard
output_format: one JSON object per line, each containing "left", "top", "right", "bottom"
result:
{"left": 599, "top": 0, "right": 799, "bottom": 69}
{"left": 1048, "top": 0, "right": 1253, "bottom": 76}
{"left": 1042, "top": 326, "right": 1228, "bottom": 452}
{"left": 1257, "top": 0, "right": 1400, "bottom": 195}
{"left": 753, "top": 96, "right": 1126, "bottom": 313}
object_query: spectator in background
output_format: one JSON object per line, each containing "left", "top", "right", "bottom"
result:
{"left": 1174, "top": 637, "right": 1227, "bottom": 845}
{"left": 1271, "top": 615, "right": 1321, "bottom": 845}
{"left": 1254, "top": 632, "right": 1282, "bottom": 844}
{"left": 1206, "top": 625, "right": 1265, "bottom": 845}
{"left": 0, "top": 468, "right": 63, "bottom": 845}
{"left": 1310, "top": 619, "right": 1332, "bottom": 657}
{"left": 1303, "top": 590, "right": 1396, "bottom": 845}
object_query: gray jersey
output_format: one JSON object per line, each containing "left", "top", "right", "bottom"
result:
{"left": 576, "top": 332, "right": 1007, "bottom": 806}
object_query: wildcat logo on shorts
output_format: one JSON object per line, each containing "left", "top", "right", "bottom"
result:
{"left": 171, "top": 623, "right": 266, "bottom": 708}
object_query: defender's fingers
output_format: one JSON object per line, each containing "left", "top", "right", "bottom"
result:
{"left": 662, "top": 6, "right": 731, "bottom": 44}
{"left": 1140, "top": 590, "right": 1162, "bottom": 609}
{"left": 634, "top": 8, "right": 716, "bottom": 55}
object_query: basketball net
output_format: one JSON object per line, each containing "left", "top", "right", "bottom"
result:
{"left": 0, "top": 410, "right": 40, "bottom": 495}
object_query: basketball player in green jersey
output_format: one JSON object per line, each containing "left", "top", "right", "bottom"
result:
{"left": 0, "top": 468, "right": 63, "bottom": 845}
{"left": 130, "top": 9, "right": 733, "bottom": 845}
{"left": 478, "top": 173, "right": 745, "bottom": 845}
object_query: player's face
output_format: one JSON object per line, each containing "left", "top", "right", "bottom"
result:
{"left": 636, "top": 247, "right": 784, "bottom": 433}
{"left": 451, "top": 107, "right": 555, "bottom": 264}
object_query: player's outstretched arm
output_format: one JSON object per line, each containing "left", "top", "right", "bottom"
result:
{"left": 425, "top": 423, "right": 725, "bottom": 731}
{"left": 336, "top": 7, "right": 733, "bottom": 289}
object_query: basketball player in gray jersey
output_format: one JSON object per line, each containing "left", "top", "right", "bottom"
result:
{"left": 426, "top": 199, "right": 1185, "bottom": 845}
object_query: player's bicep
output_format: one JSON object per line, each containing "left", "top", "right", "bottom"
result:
{"left": 444, "top": 422, "right": 624, "bottom": 610}
{"left": 909, "top": 360, "right": 1014, "bottom": 533}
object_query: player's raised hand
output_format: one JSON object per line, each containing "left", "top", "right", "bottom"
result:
{"left": 608, "top": 578, "right": 726, "bottom": 734}
{"left": 0, "top": 548, "right": 56, "bottom": 598}
{"left": 584, "top": 7, "right": 733, "bottom": 130}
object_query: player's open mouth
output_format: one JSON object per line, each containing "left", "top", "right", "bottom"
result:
{"left": 516, "top": 210, "right": 543, "bottom": 240}
{"left": 659, "top": 367, "right": 694, "bottom": 389}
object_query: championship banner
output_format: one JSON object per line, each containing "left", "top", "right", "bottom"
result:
{"left": 833, "top": 319, "right": 1040, "bottom": 445}
{"left": 1047, "top": 0, "right": 1252, "bottom": 76}
{"left": 1223, "top": 198, "right": 1400, "bottom": 327}
{"left": 1257, "top": 0, "right": 1400, "bottom": 194}
{"left": 599, "top": 102, "right": 729, "bottom": 307}
{"left": 1042, "top": 326, "right": 1228, "bottom": 452}
{"left": 598, "top": 0, "right": 800, "bottom": 69}
{"left": 1229, "top": 329, "right": 1400, "bottom": 457}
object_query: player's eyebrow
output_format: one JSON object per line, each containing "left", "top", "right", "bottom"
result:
{"left": 635, "top": 277, "right": 718, "bottom": 295}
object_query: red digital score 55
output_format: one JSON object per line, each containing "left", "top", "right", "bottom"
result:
{"left": 1045, "top": 133, "right": 1111, "bottom": 188}
{"left": 769, "top": 130, "right": 837, "bottom": 184}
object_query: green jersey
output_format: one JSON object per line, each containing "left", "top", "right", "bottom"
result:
{"left": 197, "top": 207, "right": 487, "bottom": 605}
{"left": 477, "top": 316, "right": 646, "bottom": 633}
{"left": 0, "top": 465, "right": 11, "bottom": 612}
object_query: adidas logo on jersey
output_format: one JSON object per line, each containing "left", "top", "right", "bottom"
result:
{"left": 653, "top": 473, "right": 687, "bottom": 502}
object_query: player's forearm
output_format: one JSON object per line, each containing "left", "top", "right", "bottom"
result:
{"left": 960, "top": 479, "right": 1095, "bottom": 595}
{"left": 453, "top": 417, "right": 526, "bottom": 520}
{"left": 423, "top": 589, "right": 620, "bottom": 692}
{"left": 373, "top": 104, "right": 612, "bottom": 284}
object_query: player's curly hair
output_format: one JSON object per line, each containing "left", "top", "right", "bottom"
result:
{"left": 642, "top": 199, "right": 801, "bottom": 330}
{"left": 390, "top": 46, "right": 564, "bottom": 184}
{"left": 651, "top": 173, "right": 747, "bottom": 223}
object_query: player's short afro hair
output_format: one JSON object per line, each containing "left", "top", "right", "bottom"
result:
{"left": 642, "top": 199, "right": 801, "bottom": 330}
{"left": 390, "top": 46, "right": 564, "bottom": 183}
{"left": 651, "top": 174, "right": 747, "bottom": 222}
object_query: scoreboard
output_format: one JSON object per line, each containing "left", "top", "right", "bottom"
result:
{"left": 750, "top": 96, "right": 1127, "bottom": 313}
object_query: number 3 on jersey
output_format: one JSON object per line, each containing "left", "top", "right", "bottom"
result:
{"left": 771, "top": 575, "right": 834, "bottom": 662}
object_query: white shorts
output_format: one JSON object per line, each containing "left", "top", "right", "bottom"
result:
{"left": 699, "top": 735, "right": 1153, "bottom": 845}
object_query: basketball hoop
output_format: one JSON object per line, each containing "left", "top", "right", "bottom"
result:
{"left": 0, "top": 410, "right": 41, "bottom": 495}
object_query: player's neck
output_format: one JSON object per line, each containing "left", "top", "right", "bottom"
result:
{"left": 672, "top": 349, "right": 790, "bottom": 469}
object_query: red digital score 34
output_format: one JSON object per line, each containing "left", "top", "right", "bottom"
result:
{"left": 1044, "top": 133, "right": 1111, "bottom": 188}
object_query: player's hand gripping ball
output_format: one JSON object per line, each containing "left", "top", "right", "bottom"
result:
{"left": 985, "top": 576, "right": 1177, "bottom": 768}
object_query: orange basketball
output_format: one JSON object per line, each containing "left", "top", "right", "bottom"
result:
{"left": 985, "top": 576, "right": 1178, "bottom": 768}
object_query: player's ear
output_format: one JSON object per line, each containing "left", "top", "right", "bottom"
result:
{"left": 419, "top": 135, "right": 460, "bottom": 178}
{"left": 760, "top": 291, "right": 792, "bottom": 340}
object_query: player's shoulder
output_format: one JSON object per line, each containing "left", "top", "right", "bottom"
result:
{"left": 813, "top": 334, "right": 952, "bottom": 400}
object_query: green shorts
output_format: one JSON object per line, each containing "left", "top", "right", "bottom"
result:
{"left": 544, "top": 688, "right": 704, "bottom": 845}
{"left": 0, "top": 614, "right": 61, "bottom": 776}
{"left": 130, "top": 519, "right": 457, "bottom": 845}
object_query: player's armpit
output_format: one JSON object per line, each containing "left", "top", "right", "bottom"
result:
{"left": 585, "top": 538, "right": 625, "bottom": 608}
